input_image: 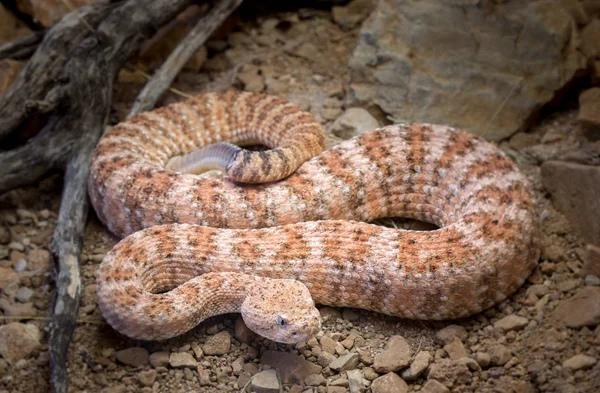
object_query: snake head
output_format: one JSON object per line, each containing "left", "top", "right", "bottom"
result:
{"left": 241, "top": 278, "right": 321, "bottom": 344}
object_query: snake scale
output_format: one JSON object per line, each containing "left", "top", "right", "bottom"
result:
{"left": 89, "top": 91, "right": 540, "bottom": 343}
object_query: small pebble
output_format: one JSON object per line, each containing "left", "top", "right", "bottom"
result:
{"left": 0, "top": 323, "right": 41, "bottom": 364}
{"left": 13, "top": 258, "right": 27, "bottom": 273}
{"left": 305, "top": 373, "right": 326, "bottom": 386}
{"left": 436, "top": 325, "right": 468, "bottom": 345}
{"left": 138, "top": 369, "right": 157, "bottom": 386}
{"left": 329, "top": 353, "right": 359, "bottom": 372}
{"left": 562, "top": 354, "right": 597, "bottom": 371}
{"left": 149, "top": 351, "right": 169, "bottom": 368}
{"left": 115, "top": 348, "right": 149, "bottom": 367}
{"left": 202, "top": 331, "right": 231, "bottom": 355}
{"left": 250, "top": 369, "right": 281, "bottom": 393}
{"left": 169, "top": 352, "right": 197, "bottom": 368}
{"left": 373, "top": 335, "right": 412, "bottom": 373}
{"left": 488, "top": 345, "right": 511, "bottom": 366}
{"left": 421, "top": 379, "right": 450, "bottom": 393}
{"left": 401, "top": 350, "right": 431, "bottom": 380}
{"left": 15, "top": 287, "right": 34, "bottom": 303}
{"left": 8, "top": 242, "right": 24, "bottom": 252}
{"left": 584, "top": 275, "right": 600, "bottom": 286}
{"left": 371, "top": 372, "right": 408, "bottom": 393}
{"left": 494, "top": 315, "right": 529, "bottom": 331}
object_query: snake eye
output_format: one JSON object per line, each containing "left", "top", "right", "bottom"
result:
{"left": 276, "top": 315, "right": 287, "bottom": 327}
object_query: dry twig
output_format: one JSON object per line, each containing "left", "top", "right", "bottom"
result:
{"left": 129, "top": 0, "right": 243, "bottom": 117}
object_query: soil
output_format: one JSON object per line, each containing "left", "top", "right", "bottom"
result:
{"left": 0, "top": 3, "right": 599, "bottom": 393}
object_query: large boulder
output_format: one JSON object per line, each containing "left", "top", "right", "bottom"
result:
{"left": 348, "top": 0, "right": 586, "bottom": 140}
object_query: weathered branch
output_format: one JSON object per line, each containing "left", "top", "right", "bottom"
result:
{"left": 0, "top": 30, "right": 46, "bottom": 60}
{"left": 0, "top": 0, "right": 116, "bottom": 141}
{"left": 129, "top": 0, "right": 243, "bottom": 117}
{"left": 0, "top": 1, "right": 244, "bottom": 391}
{"left": 0, "top": 119, "right": 76, "bottom": 193}
{"left": 47, "top": 37, "right": 111, "bottom": 392}
{"left": 37, "top": 1, "right": 196, "bottom": 392}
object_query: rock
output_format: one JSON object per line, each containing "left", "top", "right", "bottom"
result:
{"left": 457, "top": 357, "right": 481, "bottom": 372}
{"left": 320, "top": 335, "right": 337, "bottom": 355}
{"left": 401, "top": 350, "right": 431, "bottom": 380}
{"left": 329, "top": 353, "right": 359, "bottom": 372}
{"left": 473, "top": 352, "right": 491, "bottom": 369}
{"left": 330, "top": 108, "right": 380, "bottom": 140}
{"left": 234, "top": 316, "right": 255, "bottom": 344}
{"left": 331, "top": 0, "right": 373, "bottom": 30}
{"left": 578, "top": 88, "right": 600, "bottom": 130}
{"left": 27, "top": 249, "right": 53, "bottom": 272}
{"left": 346, "top": 369, "right": 363, "bottom": 393}
{"left": 371, "top": 372, "right": 408, "bottom": 393}
{"left": 138, "top": 369, "right": 157, "bottom": 387}
{"left": 580, "top": 19, "right": 600, "bottom": 58}
{"left": 251, "top": 369, "right": 281, "bottom": 393}
{"left": 260, "top": 350, "right": 322, "bottom": 384}
{"left": 553, "top": 286, "right": 600, "bottom": 327}
{"left": 435, "top": 325, "right": 468, "bottom": 345}
{"left": 562, "top": 354, "right": 597, "bottom": 371}
{"left": 421, "top": 379, "right": 450, "bottom": 393}
{"left": 13, "top": 258, "right": 27, "bottom": 273}
{"left": 115, "top": 347, "right": 149, "bottom": 367}
{"left": 304, "top": 373, "right": 326, "bottom": 386}
{"left": 494, "top": 315, "right": 529, "bottom": 332}
{"left": 582, "top": 244, "right": 600, "bottom": 278}
{"left": 541, "top": 161, "right": 600, "bottom": 246}
{"left": 15, "top": 287, "right": 34, "bottom": 303}
{"left": 585, "top": 275, "right": 600, "bottom": 286}
{"left": 373, "top": 335, "right": 412, "bottom": 373}
{"left": 237, "top": 64, "right": 265, "bottom": 93}
{"left": 443, "top": 337, "right": 467, "bottom": 360}
{"left": 0, "top": 267, "right": 19, "bottom": 290}
{"left": 0, "top": 322, "right": 41, "bottom": 364}
{"left": 348, "top": 0, "right": 585, "bottom": 140}
{"left": 8, "top": 242, "right": 23, "bottom": 251}
{"left": 202, "top": 331, "right": 231, "bottom": 355}
{"left": 169, "top": 352, "right": 197, "bottom": 368}
{"left": 0, "top": 301, "right": 36, "bottom": 317}
{"left": 149, "top": 351, "right": 169, "bottom": 368}
{"left": 317, "top": 351, "right": 336, "bottom": 367}
{"left": 427, "top": 359, "right": 472, "bottom": 388}
{"left": 488, "top": 345, "right": 511, "bottom": 367}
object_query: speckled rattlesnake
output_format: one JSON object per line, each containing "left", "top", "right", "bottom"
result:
{"left": 89, "top": 91, "right": 540, "bottom": 343}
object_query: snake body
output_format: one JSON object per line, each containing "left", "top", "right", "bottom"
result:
{"left": 90, "top": 91, "right": 540, "bottom": 342}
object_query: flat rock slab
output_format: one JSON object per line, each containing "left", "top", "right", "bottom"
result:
{"left": 348, "top": 0, "right": 586, "bottom": 140}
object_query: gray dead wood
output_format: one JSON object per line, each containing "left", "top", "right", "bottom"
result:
{"left": 0, "top": 30, "right": 46, "bottom": 60}
{"left": 0, "top": 1, "right": 116, "bottom": 140}
{"left": 0, "top": 1, "right": 206, "bottom": 392}
{"left": 129, "top": 0, "right": 243, "bottom": 117}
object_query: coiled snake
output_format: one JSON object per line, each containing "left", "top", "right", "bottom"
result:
{"left": 89, "top": 91, "right": 540, "bottom": 343}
